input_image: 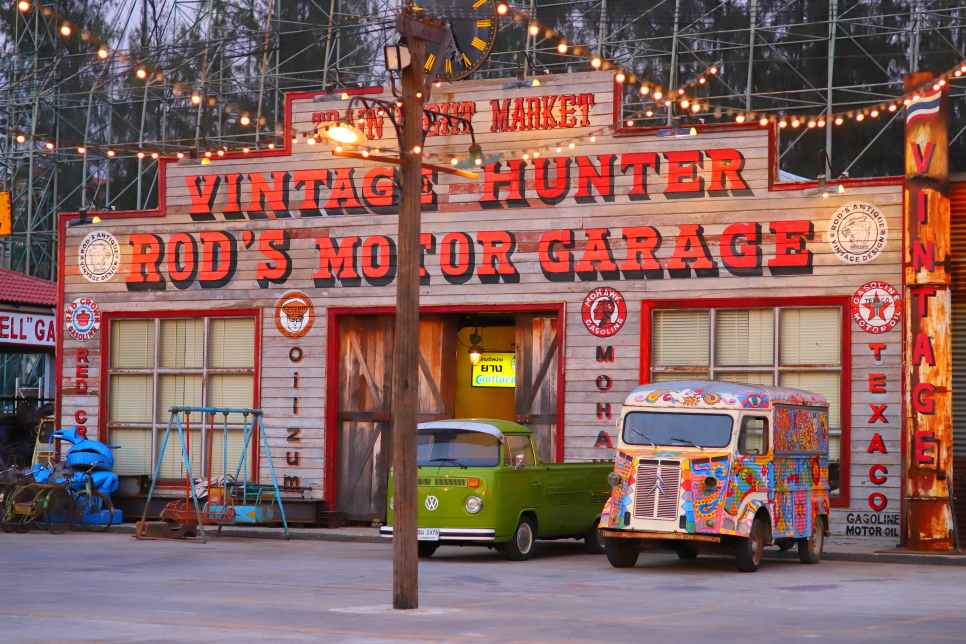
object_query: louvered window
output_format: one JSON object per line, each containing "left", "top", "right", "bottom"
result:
{"left": 650, "top": 306, "right": 843, "bottom": 496}
{"left": 107, "top": 316, "right": 256, "bottom": 479}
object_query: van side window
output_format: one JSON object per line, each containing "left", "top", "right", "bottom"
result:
{"left": 504, "top": 435, "right": 536, "bottom": 467}
{"left": 738, "top": 417, "right": 768, "bottom": 456}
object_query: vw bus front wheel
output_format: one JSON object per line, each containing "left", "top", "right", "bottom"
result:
{"left": 798, "top": 517, "right": 824, "bottom": 564}
{"left": 735, "top": 516, "right": 765, "bottom": 573}
{"left": 504, "top": 516, "right": 537, "bottom": 561}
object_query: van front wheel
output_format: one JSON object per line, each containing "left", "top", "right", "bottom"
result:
{"left": 798, "top": 517, "right": 824, "bottom": 564}
{"left": 417, "top": 542, "right": 438, "bottom": 558}
{"left": 735, "top": 517, "right": 765, "bottom": 573}
{"left": 585, "top": 521, "right": 606, "bottom": 554}
{"left": 504, "top": 516, "right": 536, "bottom": 561}
{"left": 604, "top": 536, "right": 639, "bottom": 568}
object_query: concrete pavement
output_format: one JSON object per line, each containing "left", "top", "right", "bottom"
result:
{"left": 2, "top": 531, "right": 966, "bottom": 643}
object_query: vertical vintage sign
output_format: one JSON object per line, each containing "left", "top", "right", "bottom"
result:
{"left": 903, "top": 72, "right": 953, "bottom": 550}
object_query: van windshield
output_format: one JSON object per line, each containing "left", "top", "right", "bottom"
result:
{"left": 417, "top": 428, "right": 501, "bottom": 468}
{"left": 622, "top": 411, "right": 734, "bottom": 448}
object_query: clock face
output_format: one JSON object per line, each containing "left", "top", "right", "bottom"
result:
{"left": 410, "top": 0, "right": 499, "bottom": 81}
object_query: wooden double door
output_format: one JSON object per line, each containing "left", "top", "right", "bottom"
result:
{"left": 335, "top": 312, "right": 560, "bottom": 522}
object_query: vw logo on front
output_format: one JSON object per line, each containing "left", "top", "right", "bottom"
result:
{"left": 424, "top": 495, "right": 439, "bottom": 511}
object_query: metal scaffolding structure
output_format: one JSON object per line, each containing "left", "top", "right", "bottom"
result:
{"left": 0, "top": 0, "right": 964, "bottom": 282}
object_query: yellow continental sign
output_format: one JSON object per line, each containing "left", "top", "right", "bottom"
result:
{"left": 471, "top": 352, "right": 516, "bottom": 388}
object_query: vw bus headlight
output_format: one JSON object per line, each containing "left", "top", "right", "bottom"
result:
{"left": 465, "top": 496, "right": 483, "bottom": 514}
{"left": 607, "top": 471, "right": 622, "bottom": 487}
{"left": 389, "top": 496, "right": 394, "bottom": 510}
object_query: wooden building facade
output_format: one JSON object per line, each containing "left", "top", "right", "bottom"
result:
{"left": 57, "top": 72, "right": 941, "bottom": 543}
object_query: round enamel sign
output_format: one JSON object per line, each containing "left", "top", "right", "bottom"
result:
{"left": 274, "top": 291, "right": 315, "bottom": 339}
{"left": 851, "top": 281, "right": 902, "bottom": 334}
{"left": 581, "top": 287, "right": 627, "bottom": 337}
{"left": 65, "top": 297, "right": 101, "bottom": 342}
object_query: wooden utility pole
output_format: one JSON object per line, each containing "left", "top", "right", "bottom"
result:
{"left": 390, "top": 38, "right": 425, "bottom": 611}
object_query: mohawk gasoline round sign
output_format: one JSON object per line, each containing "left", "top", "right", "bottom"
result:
{"left": 582, "top": 287, "right": 627, "bottom": 337}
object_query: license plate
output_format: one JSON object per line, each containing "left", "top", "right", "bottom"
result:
{"left": 417, "top": 528, "right": 440, "bottom": 541}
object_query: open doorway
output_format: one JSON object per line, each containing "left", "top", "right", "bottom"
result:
{"left": 328, "top": 306, "right": 561, "bottom": 522}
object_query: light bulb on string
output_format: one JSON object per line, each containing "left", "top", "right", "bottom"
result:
{"left": 691, "top": 104, "right": 701, "bottom": 113}
{"left": 653, "top": 91, "right": 662, "bottom": 100}
{"left": 529, "top": 24, "right": 539, "bottom": 36}
{"left": 107, "top": 149, "right": 115, "bottom": 157}
{"left": 912, "top": 94, "right": 920, "bottom": 101}
{"left": 589, "top": 136, "right": 596, "bottom": 142}
{"left": 496, "top": 3, "right": 508, "bottom": 15}
{"left": 591, "top": 58, "right": 602, "bottom": 69}
{"left": 615, "top": 72, "right": 626, "bottom": 83}
{"left": 45, "top": 142, "right": 54, "bottom": 149}
{"left": 136, "top": 68, "right": 147, "bottom": 80}
{"left": 870, "top": 110, "right": 878, "bottom": 118}
{"left": 778, "top": 120, "right": 787, "bottom": 128}
{"left": 626, "top": 120, "right": 634, "bottom": 126}
{"left": 557, "top": 42, "right": 568, "bottom": 54}
{"left": 645, "top": 110, "right": 653, "bottom": 117}
{"left": 77, "top": 146, "right": 86, "bottom": 154}
{"left": 681, "top": 100, "right": 690, "bottom": 109}
{"left": 759, "top": 118, "right": 768, "bottom": 126}
{"left": 555, "top": 146, "right": 562, "bottom": 152}
{"left": 413, "top": 146, "right": 421, "bottom": 154}
{"left": 137, "top": 151, "right": 145, "bottom": 159}
{"left": 16, "top": 135, "right": 25, "bottom": 143}
{"left": 818, "top": 119, "right": 826, "bottom": 127}
{"left": 152, "top": 152, "right": 160, "bottom": 159}
{"left": 451, "top": 157, "right": 458, "bottom": 165}
{"left": 97, "top": 48, "right": 108, "bottom": 59}
{"left": 709, "top": 67, "right": 718, "bottom": 74}
{"left": 735, "top": 115, "right": 745, "bottom": 123}
{"left": 677, "top": 88, "right": 685, "bottom": 95}
{"left": 177, "top": 151, "right": 184, "bottom": 158}
{"left": 791, "top": 119, "right": 800, "bottom": 128}
{"left": 807, "top": 121, "right": 816, "bottom": 128}
{"left": 240, "top": 115, "right": 251, "bottom": 126}
{"left": 18, "top": 1, "right": 29, "bottom": 12}
{"left": 698, "top": 77, "right": 706, "bottom": 84}
{"left": 639, "top": 86, "right": 649, "bottom": 95}
{"left": 834, "top": 117, "right": 844, "bottom": 125}
{"left": 191, "top": 94, "right": 201, "bottom": 105}
{"left": 533, "top": 151, "right": 540, "bottom": 157}
{"left": 268, "top": 143, "right": 275, "bottom": 149}
{"left": 856, "top": 114, "right": 864, "bottom": 121}
{"left": 60, "top": 24, "right": 71, "bottom": 36}
{"left": 568, "top": 142, "right": 575, "bottom": 149}
{"left": 888, "top": 105, "right": 897, "bottom": 112}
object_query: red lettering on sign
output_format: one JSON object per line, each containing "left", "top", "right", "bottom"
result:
{"left": 534, "top": 157, "right": 571, "bottom": 205}
{"left": 706, "top": 149, "right": 749, "bottom": 192}
{"left": 75, "top": 366, "right": 88, "bottom": 379}
{"left": 767, "top": 221, "right": 814, "bottom": 275}
{"left": 74, "top": 409, "right": 87, "bottom": 424}
{"left": 34, "top": 319, "right": 45, "bottom": 341}
{"left": 560, "top": 95, "right": 577, "bottom": 127}
{"left": 77, "top": 348, "right": 89, "bottom": 362}
{"left": 620, "top": 227, "right": 662, "bottom": 279}
{"left": 911, "top": 140, "right": 935, "bottom": 174}
{"left": 912, "top": 288, "right": 936, "bottom": 317}
{"left": 867, "top": 433, "right": 887, "bottom": 454}
{"left": 185, "top": 175, "right": 220, "bottom": 221}
{"left": 913, "top": 382, "right": 936, "bottom": 414}
{"left": 197, "top": 231, "right": 237, "bottom": 289}
{"left": 620, "top": 153, "right": 659, "bottom": 201}
{"left": 256, "top": 230, "right": 292, "bottom": 287}
{"left": 476, "top": 231, "right": 519, "bottom": 284}
{"left": 869, "top": 464, "right": 888, "bottom": 485}
{"left": 915, "top": 429, "right": 936, "bottom": 464}
{"left": 911, "top": 240, "right": 935, "bottom": 271}
{"left": 593, "top": 431, "right": 614, "bottom": 449}
{"left": 540, "top": 96, "right": 557, "bottom": 128}
{"left": 869, "top": 404, "right": 889, "bottom": 423}
{"left": 577, "top": 94, "right": 595, "bottom": 126}
{"left": 663, "top": 151, "right": 703, "bottom": 195}
{"left": 126, "top": 234, "right": 166, "bottom": 291}
{"left": 314, "top": 237, "right": 361, "bottom": 288}
{"left": 509, "top": 99, "right": 526, "bottom": 131}
{"left": 869, "top": 374, "right": 887, "bottom": 393}
{"left": 720, "top": 222, "right": 761, "bottom": 276}
{"left": 360, "top": 235, "right": 396, "bottom": 286}
{"left": 222, "top": 174, "right": 244, "bottom": 219}
{"left": 420, "top": 233, "right": 436, "bottom": 281}
{"left": 869, "top": 492, "right": 888, "bottom": 511}
{"left": 868, "top": 343, "right": 886, "bottom": 360}
{"left": 574, "top": 155, "right": 616, "bottom": 202}
{"left": 246, "top": 172, "right": 289, "bottom": 218}
{"left": 481, "top": 160, "right": 527, "bottom": 206}
{"left": 440, "top": 232, "right": 475, "bottom": 284}
{"left": 167, "top": 232, "right": 198, "bottom": 289}
{"left": 0, "top": 316, "right": 8, "bottom": 339}
{"left": 575, "top": 229, "right": 619, "bottom": 281}
{"left": 912, "top": 333, "right": 936, "bottom": 366}
{"left": 490, "top": 99, "right": 510, "bottom": 132}
{"left": 324, "top": 168, "right": 364, "bottom": 213}
{"left": 292, "top": 169, "right": 330, "bottom": 214}
{"left": 360, "top": 167, "right": 395, "bottom": 209}
{"left": 539, "top": 229, "right": 575, "bottom": 282}
{"left": 667, "top": 224, "right": 716, "bottom": 277}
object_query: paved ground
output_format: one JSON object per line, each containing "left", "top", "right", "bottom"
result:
{"left": 2, "top": 532, "right": 965, "bottom": 644}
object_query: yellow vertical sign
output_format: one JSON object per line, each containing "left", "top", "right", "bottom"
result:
{"left": 0, "top": 191, "right": 10, "bottom": 236}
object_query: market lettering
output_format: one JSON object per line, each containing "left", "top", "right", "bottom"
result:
{"left": 490, "top": 94, "right": 594, "bottom": 132}
{"left": 181, "top": 150, "right": 750, "bottom": 220}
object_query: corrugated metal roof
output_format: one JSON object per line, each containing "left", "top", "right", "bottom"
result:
{"left": 0, "top": 268, "right": 56, "bottom": 307}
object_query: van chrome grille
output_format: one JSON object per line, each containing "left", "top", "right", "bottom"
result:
{"left": 633, "top": 461, "right": 681, "bottom": 520}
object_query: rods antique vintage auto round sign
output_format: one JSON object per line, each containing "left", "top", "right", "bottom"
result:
{"left": 828, "top": 202, "right": 888, "bottom": 264}
{"left": 78, "top": 231, "right": 121, "bottom": 282}
{"left": 581, "top": 287, "right": 627, "bottom": 337}
{"left": 851, "top": 281, "right": 903, "bottom": 334}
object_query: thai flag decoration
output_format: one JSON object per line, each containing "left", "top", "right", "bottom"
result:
{"left": 906, "top": 89, "right": 942, "bottom": 125}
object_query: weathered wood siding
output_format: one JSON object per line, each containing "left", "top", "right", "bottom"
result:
{"left": 60, "top": 72, "right": 903, "bottom": 542}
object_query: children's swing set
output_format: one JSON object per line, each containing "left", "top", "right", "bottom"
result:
{"left": 135, "top": 406, "right": 290, "bottom": 542}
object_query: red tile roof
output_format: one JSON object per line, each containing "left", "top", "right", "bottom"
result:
{"left": 0, "top": 268, "right": 56, "bottom": 307}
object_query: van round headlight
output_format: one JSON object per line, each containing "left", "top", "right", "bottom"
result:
{"left": 389, "top": 496, "right": 394, "bottom": 510}
{"left": 465, "top": 496, "right": 483, "bottom": 514}
{"left": 607, "top": 471, "right": 623, "bottom": 487}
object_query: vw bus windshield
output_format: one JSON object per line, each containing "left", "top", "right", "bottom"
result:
{"left": 417, "top": 428, "right": 502, "bottom": 468}
{"left": 622, "top": 411, "right": 733, "bottom": 448}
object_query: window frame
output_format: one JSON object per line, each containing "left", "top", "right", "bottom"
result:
{"left": 738, "top": 415, "right": 770, "bottom": 456}
{"left": 99, "top": 309, "right": 260, "bottom": 481}
{"left": 640, "top": 296, "right": 850, "bottom": 507}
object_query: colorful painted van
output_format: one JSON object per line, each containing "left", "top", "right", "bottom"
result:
{"left": 600, "top": 381, "right": 830, "bottom": 572}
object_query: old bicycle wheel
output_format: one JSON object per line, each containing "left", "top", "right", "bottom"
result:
{"left": 43, "top": 488, "right": 74, "bottom": 535}
{"left": 77, "top": 491, "right": 114, "bottom": 532}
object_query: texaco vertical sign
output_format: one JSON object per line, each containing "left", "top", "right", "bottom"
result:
{"left": 903, "top": 73, "right": 953, "bottom": 550}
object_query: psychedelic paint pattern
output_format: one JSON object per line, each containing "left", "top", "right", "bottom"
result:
{"left": 774, "top": 408, "right": 829, "bottom": 452}
{"left": 689, "top": 456, "right": 730, "bottom": 534}
{"left": 602, "top": 451, "right": 636, "bottom": 529}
